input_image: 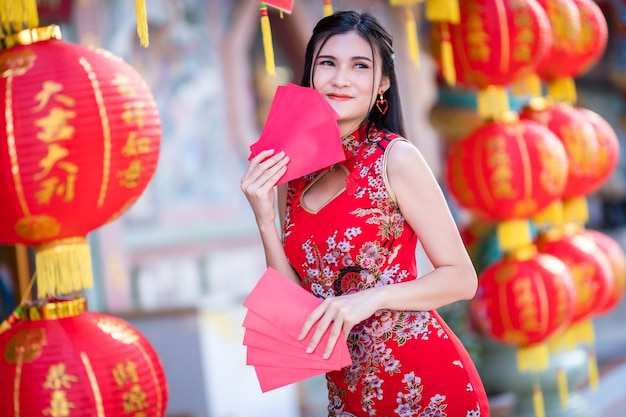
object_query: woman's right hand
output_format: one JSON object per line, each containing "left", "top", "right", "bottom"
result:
{"left": 240, "top": 149, "right": 290, "bottom": 225}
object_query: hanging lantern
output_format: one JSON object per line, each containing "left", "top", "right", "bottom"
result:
{"left": 535, "top": 231, "right": 612, "bottom": 327}
{"left": 0, "top": 26, "right": 161, "bottom": 298}
{"left": 519, "top": 100, "right": 598, "bottom": 200}
{"left": 568, "top": 0, "right": 609, "bottom": 77}
{"left": 0, "top": 298, "right": 168, "bottom": 416}
{"left": 430, "top": 0, "right": 551, "bottom": 118}
{"left": 578, "top": 108, "right": 621, "bottom": 195}
{"left": 469, "top": 247, "right": 576, "bottom": 369}
{"left": 583, "top": 229, "right": 626, "bottom": 316}
{"left": 445, "top": 114, "right": 568, "bottom": 222}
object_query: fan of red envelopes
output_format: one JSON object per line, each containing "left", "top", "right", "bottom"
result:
{"left": 249, "top": 83, "right": 344, "bottom": 185}
{"left": 242, "top": 267, "right": 352, "bottom": 392}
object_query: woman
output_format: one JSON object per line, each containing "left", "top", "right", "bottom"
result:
{"left": 241, "top": 11, "right": 490, "bottom": 417}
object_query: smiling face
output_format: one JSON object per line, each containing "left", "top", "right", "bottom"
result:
{"left": 311, "top": 31, "right": 390, "bottom": 137}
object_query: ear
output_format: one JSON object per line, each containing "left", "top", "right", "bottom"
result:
{"left": 379, "top": 75, "right": 391, "bottom": 94}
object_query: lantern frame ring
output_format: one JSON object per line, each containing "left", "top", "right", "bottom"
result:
{"left": 0, "top": 25, "right": 61, "bottom": 50}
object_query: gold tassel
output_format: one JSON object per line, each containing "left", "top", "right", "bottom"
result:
{"left": 135, "top": 0, "right": 149, "bottom": 47}
{"left": 426, "top": 0, "right": 460, "bottom": 24}
{"left": 517, "top": 343, "right": 550, "bottom": 373}
{"left": 547, "top": 77, "right": 577, "bottom": 105}
{"left": 440, "top": 23, "right": 456, "bottom": 86}
{"left": 405, "top": 7, "right": 420, "bottom": 68}
{"left": 562, "top": 197, "right": 589, "bottom": 226}
{"left": 34, "top": 237, "right": 94, "bottom": 298}
{"left": 497, "top": 219, "right": 532, "bottom": 253}
{"left": 532, "top": 377, "right": 547, "bottom": 417}
{"left": 477, "top": 86, "right": 510, "bottom": 120}
{"left": 511, "top": 74, "right": 543, "bottom": 98}
{"left": 0, "top": 0, "right": 38, "bottom": 36}
{"left": 533, "top": 200, "right": 564, "bottom": 229}
{"left": 324, "top": 0, "right": 333, "bottom": 17}
{"left": 557, "top": 366, "right": 569, "bottom": 407}
{"left": 260, "top": 3, "right": 276, "bottom": 76}
{"left": 587, "top": 348, "right": 600, "bottom": 391}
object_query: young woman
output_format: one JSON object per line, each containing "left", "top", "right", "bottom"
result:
{"left": 241, "top": 11, "right": 490, "bottom": 417}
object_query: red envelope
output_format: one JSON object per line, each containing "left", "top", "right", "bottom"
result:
{"left": 242, "top": 267, "right": 352, "bottom": 391}
{"left": 248, "top": 84, "right": 344, "bottom": 185}
{"left": 254, "top": 365, "right": 326, "bottom": 392}
{"left": 260, "top": 0, "right": 294, "bottom": 13}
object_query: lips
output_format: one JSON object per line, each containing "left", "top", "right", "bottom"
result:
{"left": 327, "top": 93, "right": 352, "bottom": 101}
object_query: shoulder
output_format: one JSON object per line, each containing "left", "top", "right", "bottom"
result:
{"left": 385, "top": 137, "right": 430, "bottom": 175}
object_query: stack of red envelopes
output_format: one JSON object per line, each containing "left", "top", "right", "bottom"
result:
{"left": 249, "top": 83, "right": 344, "bottom": 185}
{"left": 242, "top": 267, "right": 353, "bottom": 392}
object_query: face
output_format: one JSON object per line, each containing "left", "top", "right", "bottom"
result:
{"left": 311, "top": 31, "right": 390, "bottom": 137}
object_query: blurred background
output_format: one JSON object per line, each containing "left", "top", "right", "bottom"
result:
{"left": 1, "top": 0, "right": 626, "bottom": 416}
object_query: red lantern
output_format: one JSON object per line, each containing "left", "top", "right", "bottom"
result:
{"left": 568, "top": 0, "right": 609, "bottom": 77}
{"left": 0, "top": 26, "right": 161, "bottom": 297}
{"left": 535, "top": 231, "right": 613, "bottom": 324}
{"left": 578, "top": 108, "right": 621, "bottom": 194}
{"left": 0, "top": 298, "right": 168, "bottom": 416}
{"left": 431, "top": 0, "right": 551, "bottom": 89}
{"left": 584, "top": 229, "right": 626, "bottom": 315}
{"left": 470, "top": 250, "right": 576, "bottom": 346}
{"left": 519, "top": 100, "right": 598, "bottom": 199}
{"left": 445, "top": 116, "right": 568, "bottom": 221}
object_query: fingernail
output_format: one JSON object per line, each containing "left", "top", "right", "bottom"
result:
{"left": 306, "top": 346, "right": 313, "bottom": 354}
{"left": 323, "top": 352, "right": 330, "bottom": 359}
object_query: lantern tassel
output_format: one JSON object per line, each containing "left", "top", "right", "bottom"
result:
{"left": 440, "top": 23, "right": 456, "bottom": 86}
{"left": 324, "top": 0, "right": 333, "bottom": 17}
{"left": 260, "top": 3, "right": 276, "bottom": 76}
{"left": 136, "top": 0, "right": 149, "bottom": 47}
{"left": 497, "top": 219, "right": 532, "bottom": 253}
{"left": 547, "top": 77, "right": 577, "bottom": 105}
{"left": 477, "top": 86, "right": 510, "bottom": 120}
{"left": 35, "top": 237, "right": 94, "bottom": 298}
{"left": 511, "top": 74, "right": 543, "bottom": 98}
{"left": 0, "top": 0, "right": 38, "bottom": 36}
{"left": 532, "top": 376, "right": 547, "bottom": 417}
{"left": 557, "top": 366, "right": 569, "bottom": 407}
{"left": 405, "top": 7, "right": 420, "bottom": 68}
{"left": 426, "top": 0, "right": 460, "bottom": 24}
{"left": 517, "top": 343, "right": 550, "bottom": 373}
{"left": 587, "top": 348, "right": 600, "bottom": 391}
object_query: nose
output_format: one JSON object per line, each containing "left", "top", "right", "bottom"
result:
{"left": 331, "top": 65, "right": 350, "bottom": 87}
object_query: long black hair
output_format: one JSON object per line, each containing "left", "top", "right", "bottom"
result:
{"left": 300, "top": 11, "right": 407, "bottom": 138}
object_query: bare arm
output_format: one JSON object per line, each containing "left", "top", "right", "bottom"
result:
{"left": 300, "top": 140, "right": 477, "bottom": 358}
{"left": 240, "top": 149, "right": 301, "bottom": 285}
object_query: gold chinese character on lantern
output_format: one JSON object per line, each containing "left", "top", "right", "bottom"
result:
{"left": 113, "top": 359, "right": 139, "bottom": 387}
{"left": 123, "top": 384, "right": 149, "bottom": 413}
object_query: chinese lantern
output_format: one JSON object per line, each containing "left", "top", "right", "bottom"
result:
{"left": 519, "top": 100, "right": 598, "bottom": 200}
{"left": 470, "top": 248, "right": 576, "bottom": 369}
{"left": 431, "top": 0, "right": 551, "bottom": 118}
{"left": 445, "top": 115, "right": 568, "bottom": 222}
{"left": 0, "top": 26, "right": 161, "bottom": 297}
{"left": 0, "top": 298, "right": 169, "bottom": 416}
{"left": 583, "top": 229, "right": 626, "bottom": 316}
{"left": 578, "top": 108, "right": 621, "bottom": 195}
{"left": 568, "top": 0, "right": 609, "bottom": 77}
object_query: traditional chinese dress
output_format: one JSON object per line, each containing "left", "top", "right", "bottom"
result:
{"left": 283, "top": 123, "right": 490, "bottom": 417}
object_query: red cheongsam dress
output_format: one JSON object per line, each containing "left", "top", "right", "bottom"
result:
{"left": 282, "top": 123, "right": 490, "bottom": 417}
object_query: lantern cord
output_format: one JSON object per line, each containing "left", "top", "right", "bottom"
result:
{"left": 405, "top": 6, "right": 420, "bottom": 68}
{"left": 260, "top": 3, "right": 276, "bottom": 76}
{"left": 136, "top": 0, "right": 149, "bottom": 47}
{"left": 587, "top": 347, "right": 600, "bottom": 391}
{"left": 439, "top": 23, "right": 455, "bottom": 86}
{"left": 324, "top": 0, "right": 333, "bottom": 17}
{"left": 0, "top": 0, "right": 38, "bottom": 37}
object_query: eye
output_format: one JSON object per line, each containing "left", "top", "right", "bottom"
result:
{"left": 354, "top": 61, "right": 370, "bottom": 69}
{"left": 316, "top": 59, "right": 335, "bottom": 66}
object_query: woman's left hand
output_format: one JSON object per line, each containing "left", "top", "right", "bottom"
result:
{"left": 298, "top": 290, "right": 379, "bottom": 359}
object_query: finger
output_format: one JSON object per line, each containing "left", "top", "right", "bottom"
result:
{"left": 306, "top": 312, "right": 335, "bottom": 354}
{"left": 323, "top": 319, "right": 344, "bottom": 359}
{"left": 299, "top": 304, "right": 324, "bottom": 341}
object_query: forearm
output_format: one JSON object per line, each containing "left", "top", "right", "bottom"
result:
{"left": 373, "top": 265, "right": 477, "bottom": 312}
{"left": 257, "top": 220, "right": 301, "bottom": 286}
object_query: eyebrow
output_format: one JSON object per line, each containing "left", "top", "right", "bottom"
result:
{"left": 316, "top": 54, "right": 373, "bottom": 62}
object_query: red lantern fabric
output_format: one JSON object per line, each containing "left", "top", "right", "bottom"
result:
{"left": 0, "top": 298, "right": 168, "bottom": 416}
{"left": 584, "top": 229, "right": 626, "bottom": 315}
{"left": 519, "top": 101, "right": 599, "bottom": 199}
{"left": 535, "top": 231, "right": 613, "bottom": 323}
{"left": 534, "top": 0, "right": 583, "bottom": 80}
{"left": 568, "top": 0, "right": 609, "bottom": 77}
{"left": 0, "top": 27, "right": 161, "bottom": 246}
{"left": 445, "top": 117, "right": 568, "bottom": 221}
{"left": 470, "top": 251, "right": 576, "bottom": 346}
{"left": 578, "top": 108, "right": 621, "bottom": 194}
{"left": 431, "top": 0, "right": 551, "bottom": 88}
